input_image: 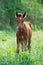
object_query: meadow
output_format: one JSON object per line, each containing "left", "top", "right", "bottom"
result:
{"left": 0, "top": 30, "right": 43, "bottom": 65}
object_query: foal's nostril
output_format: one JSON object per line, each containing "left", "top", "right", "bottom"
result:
{"left": 18, "top": 28, "right": 23, "bottom": 32}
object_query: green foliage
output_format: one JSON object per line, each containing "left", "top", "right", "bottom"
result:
{"left": 32, "top": 24, "right": 43, "bottom": 31}
{"left": 0, "top": 0, "right": 43, "bottom": 29}
{"left": 21, "top": 0, "right": 43, "bottom": 22}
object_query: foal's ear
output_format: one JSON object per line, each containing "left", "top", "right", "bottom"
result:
{"left": 23, "top": 12, "right": 26, "bottom": 18}
{"left": 15, "top": 12, "right": 18, "bottom": 18}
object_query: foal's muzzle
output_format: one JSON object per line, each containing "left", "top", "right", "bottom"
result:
{"left": 18, "top": 28, "right": 23, "bottom": 32}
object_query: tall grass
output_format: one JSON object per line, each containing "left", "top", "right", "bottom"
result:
{"left": 0, "top": 30, "right": 43, "bottom": 65}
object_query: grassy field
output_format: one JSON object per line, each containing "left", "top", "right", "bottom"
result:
{"left": 0, "top": 30, "right": 43, "bottom": 65}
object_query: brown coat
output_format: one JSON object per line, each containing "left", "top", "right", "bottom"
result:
{"left": 16, "top": 22, "right": 32, "bottom": 53}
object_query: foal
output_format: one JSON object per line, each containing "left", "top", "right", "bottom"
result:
{"left": 16, "top": 12, "right": 32, "bottom": 53}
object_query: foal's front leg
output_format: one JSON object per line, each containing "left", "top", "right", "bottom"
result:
{"left": 16, "top": 38, "right": 20, "bottom": 53}
{"left": 22, "top": 40, "right": 27, "bottom": 52}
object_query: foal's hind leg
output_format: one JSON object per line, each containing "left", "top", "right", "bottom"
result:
{"left": 21, "top": 41, "right": 23, "bottom": 51}
{"left": 28, "top": 38, "right": 31, "bottom": 52}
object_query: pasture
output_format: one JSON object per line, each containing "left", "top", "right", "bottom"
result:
{"left": 0, "top": 30, "right": 43, "bottom": 65}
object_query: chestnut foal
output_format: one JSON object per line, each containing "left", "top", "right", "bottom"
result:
{"left": 16, "top": 12, "right": 32, "bottom": 53}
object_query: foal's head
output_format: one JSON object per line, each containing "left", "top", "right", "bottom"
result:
{"left": 16, "top": 12, "right": 26, "bottom": 32}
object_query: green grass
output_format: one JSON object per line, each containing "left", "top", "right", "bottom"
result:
{"left": 0, "top": 30, "right": 43, "bottom": 65}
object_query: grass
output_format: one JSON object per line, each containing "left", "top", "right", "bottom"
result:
{"left": 0, "top": 30, "right": 43, "bottom": 65}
